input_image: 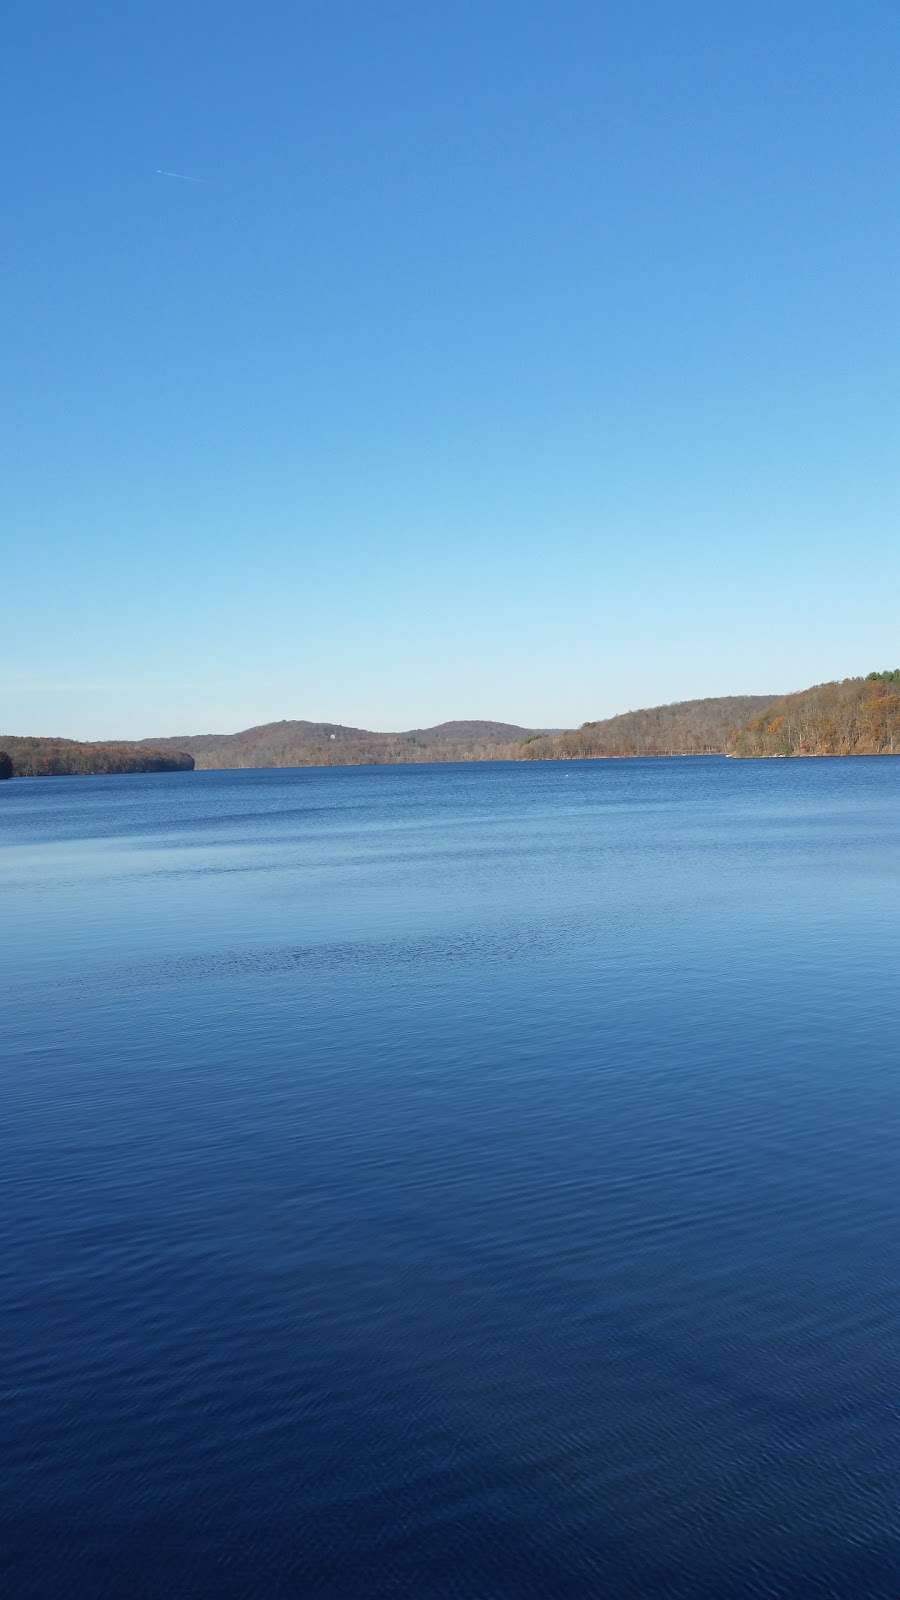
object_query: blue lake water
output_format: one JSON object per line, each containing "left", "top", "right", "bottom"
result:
{"left": 3, "top": 757, "right": 900, "bottom": 1598}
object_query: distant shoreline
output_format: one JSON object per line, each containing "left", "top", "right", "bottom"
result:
{"left": 4, "top": 675, "right": 898, "bottom": 775}
{"left": 6, "top": 749, "right": 900, "bottom": 780}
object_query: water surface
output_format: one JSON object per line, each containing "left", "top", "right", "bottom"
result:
{"left": 3, "top": 758, "right": 900, "bottom": 1597}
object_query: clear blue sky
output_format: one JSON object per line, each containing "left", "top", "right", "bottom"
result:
{"left": 5, "top": 1, "right": 899, "bottom": 738}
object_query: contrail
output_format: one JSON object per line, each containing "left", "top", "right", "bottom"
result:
{"left": 155, "top": 168, "right": 208, "bottom": 184}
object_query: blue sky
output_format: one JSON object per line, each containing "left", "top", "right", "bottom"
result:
{"left": 5, "top": 1, "right": 899, "bottom": 738}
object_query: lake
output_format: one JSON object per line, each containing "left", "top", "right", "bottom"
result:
{"left": 3, "top": 757, "right": 900, "bottom": 1597}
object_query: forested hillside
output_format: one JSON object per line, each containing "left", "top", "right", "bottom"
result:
{"left": 1, "top": 737, "right": 195, "bottom": 777}
{"left": 12, "top": 677, "right": 899, "bottom": 777}
{"left": 514, "top": 697, "right": 776, "bottom": 760}
{"left": 142, "top": 702, "right": 775, "bottom": 768}
{"left": 728, "top": 674, "right": 900, "bottom": 757}
{"left": 141, "top": 720, "right": 538, "bottom": 769}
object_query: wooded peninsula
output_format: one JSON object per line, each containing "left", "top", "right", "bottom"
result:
{"left": 0, "top": 738, "right": 194, "bottom": 778}
{"left": 2, "top": 673, "right": 898, "bottom": 777}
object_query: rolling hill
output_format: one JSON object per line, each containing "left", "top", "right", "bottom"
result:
{"left": 13, "top": 677, "right": 899, "bottom": 777}
{"left": 513, "top": 696, "right": 776, "bottom": 760}
{"left": 139, "top": 719, "right": 540, "bottom": 769}
{"left": 727, "top": 674, "right": 900, "bottom": 757}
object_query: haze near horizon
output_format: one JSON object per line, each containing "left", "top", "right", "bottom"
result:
{"left": 5, "top": 2, "right": 898, "bottom": 740}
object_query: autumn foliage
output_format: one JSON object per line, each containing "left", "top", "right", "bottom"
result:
{"left": 6, "top": 675, "right": 900, "bottom": 776}
{"left": 0, "top": 738, "right": 194, "bottom": 777}
{"left": 728, "top": 676, "right": 900, "bottom": 757}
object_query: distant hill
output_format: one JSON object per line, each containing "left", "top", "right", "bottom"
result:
{"left": 140, "top": 719, "right": 540, "bottom": 769}
{"left": 142, "top": 702, "right": 780, "bottom": 769}
{"left": 728, "top": 674, "right": 900, "bottom": 757}
{"left": 513, "top": 696, "right": 777, "bottom": 760}
{"left": 17, "top": 679, "right": 899, "bottom": 777}
{"left": 1, "top": 736, "right": 194, "bottom": 777}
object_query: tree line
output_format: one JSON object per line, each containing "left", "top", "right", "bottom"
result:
{"left": 5, "top": 676, "right": 900, "bottom": 776}
{"left": 0, "top": 738, "right": 194, "bottom": 777}
{"left": 728, "top": 676, "right": 900, "bottom": 757}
